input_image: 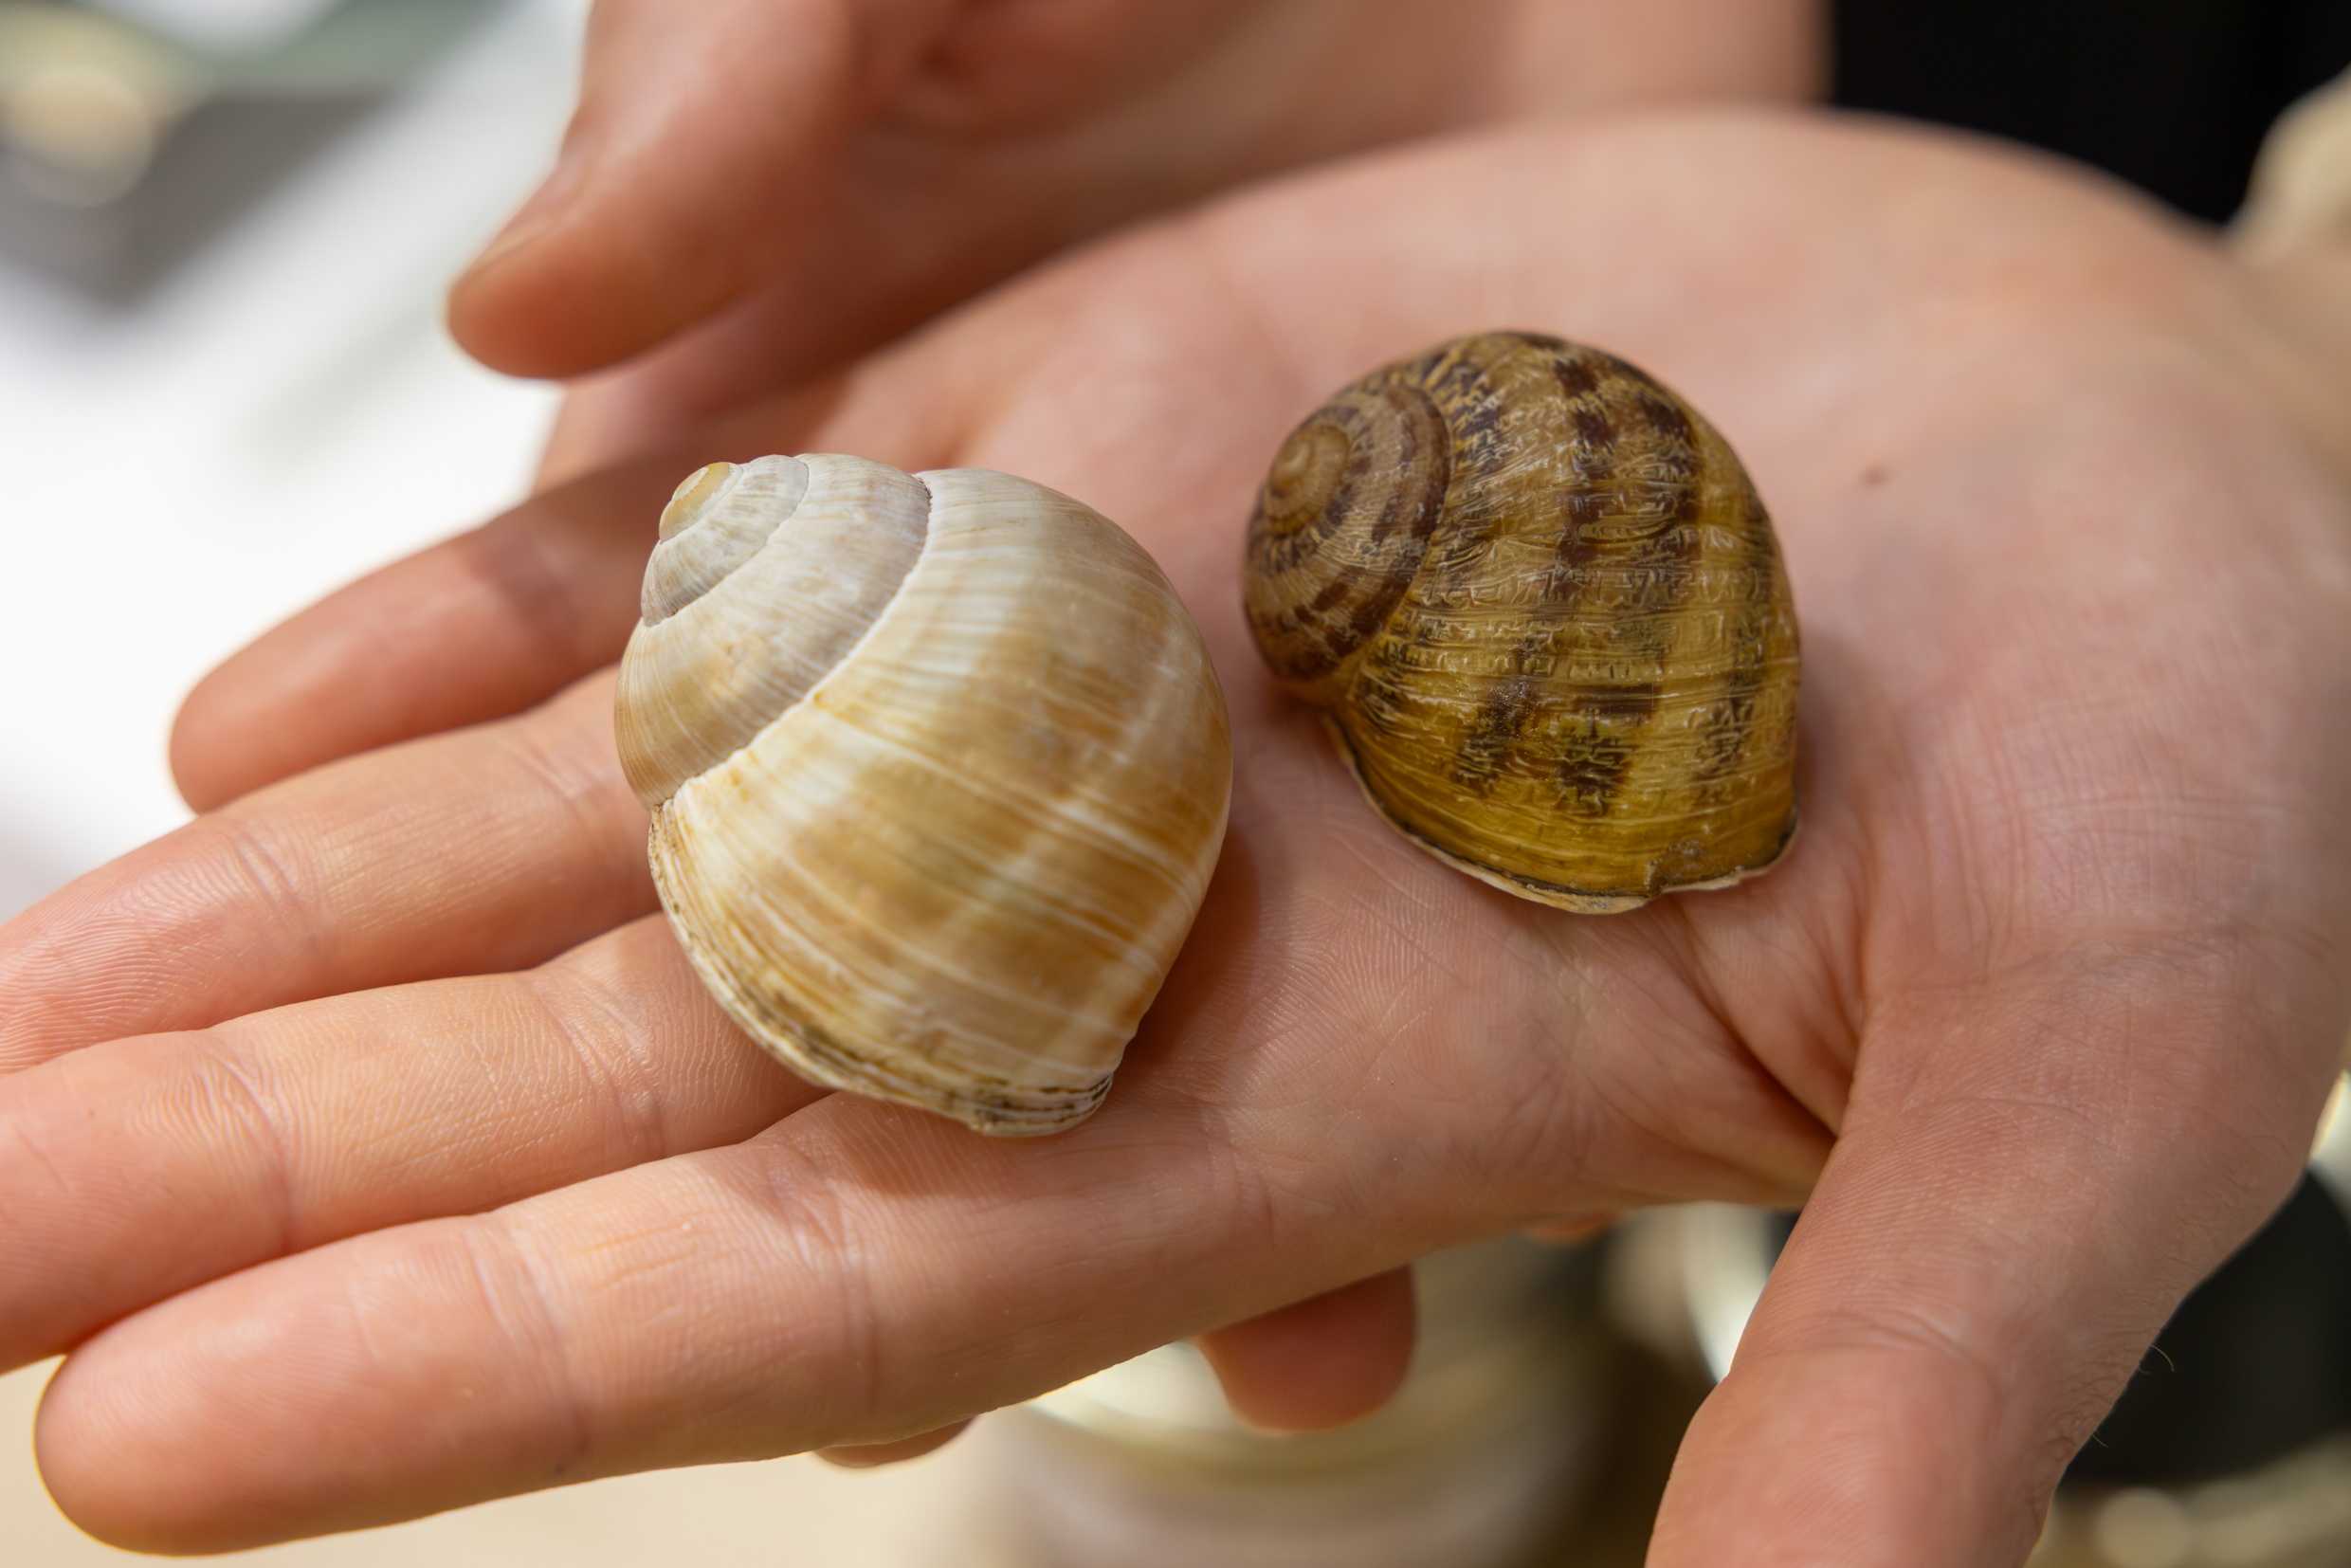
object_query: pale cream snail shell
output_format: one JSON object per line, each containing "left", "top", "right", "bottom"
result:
{"left": 616, "top": 454, "right": 1232, "bottom": 1136}
{"left": 1243, "top": 332, "right": 1799, "bottom": 912}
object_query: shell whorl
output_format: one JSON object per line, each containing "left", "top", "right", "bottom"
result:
{"left": 643, "top": 458, "right": 802, "bottom": 622}
{"left": 1243, "top": 374, "right": 1450, "bottom": 707}
{"left": 615, "top": 457, "right": 1232, "bottom": 1136}
{"left": 618, "top": 455, "right": 931, "bottom": 808}
{"left": 1242, "top": 332, "right": 1800, "bottom": 913}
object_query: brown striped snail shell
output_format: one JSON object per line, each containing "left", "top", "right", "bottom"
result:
{"left": 615, "top": 454, "right": 1232, "bottom": 1136}
{"left": 1243, "top": 332, "right": 1798, "bottom": 913}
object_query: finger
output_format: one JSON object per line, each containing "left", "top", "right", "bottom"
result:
{"left": 816, "top": 1421, "right": 971, "bottom": 1468}
{"left": 2, "top": 672, "right": 652, "bottom": 1071}
{"left": 171, "top": 456, "right": 683, "bottom": 811}
{"left": 0, "top": 916, "right": 816, "bottom": 1373}
{"left": 1649, "top": 950, "right": 2343, "bottom": 1567}
{"left": 1192, "top": 1267, "right": 1416, "bottom": 1433}
{"left": 36, "top": 1091, "right": 1422, "bottom": 1553}
{"left": 464, "top": 0, "right": 1821, "bottom": 399}
{"left": 29, "top": 816, "right": 1832, "bottom": 1554}
{"left": 447, "top": 0, "right": 952, "bottom": 378}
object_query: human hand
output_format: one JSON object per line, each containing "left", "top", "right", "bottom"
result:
{"left": 446, "top": 0, "right": 1818, "bottom": 484}
{"left": 11, "top": 111, "right": 2351, "bottom": 1561}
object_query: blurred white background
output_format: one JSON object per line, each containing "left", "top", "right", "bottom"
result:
{"left": 0, "top": 0, "right": 571, "bottom": 919}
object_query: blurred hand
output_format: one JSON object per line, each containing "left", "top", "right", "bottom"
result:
{"left": 8, "top": 112, "right": 2351, "bottom": 1562}
{"left": 445, "top": 0, "right": 1818, "bottom": 483}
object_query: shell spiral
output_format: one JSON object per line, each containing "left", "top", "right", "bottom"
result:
{"left": 1243, "top": 332, "right": 1798, "bottom": 912}
{"left": 617, "top": 454, "right": 1232, "bottom": 1135}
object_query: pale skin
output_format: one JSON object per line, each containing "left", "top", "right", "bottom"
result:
{"left": 2, "top": 17, "right": 2350, "bottom": 1568}
{"left": 446, "top": 0, "right": 1821, "bottom": 480}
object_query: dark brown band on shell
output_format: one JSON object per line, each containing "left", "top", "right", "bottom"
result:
{"left": 1241, "top": 332, "right": 1800, "bottom": 911}
{"left": 1242, "top": 376, "right": 1450, "bottom": 706}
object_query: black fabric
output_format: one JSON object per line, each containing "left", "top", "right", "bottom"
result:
{"left": 1833, "top": 0, "right": 2351, "bottom": 223}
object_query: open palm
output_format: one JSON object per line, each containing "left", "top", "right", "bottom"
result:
{"left": 6, "top": 113, "right": 2350, "bottom": 1564}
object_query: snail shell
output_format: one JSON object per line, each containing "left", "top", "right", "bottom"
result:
{"left": 1243, "top": 332, "right": 1798, "bottom": 913}
{"left": 616, "top": 454, "right": 1231, "bottom": 1136}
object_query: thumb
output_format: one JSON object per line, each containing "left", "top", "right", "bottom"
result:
{"left": 448, "top": 0, "right": 952, "bottom": 378}
{"left": 1648, "top": 968, "right": 2333, "bottom": 1565}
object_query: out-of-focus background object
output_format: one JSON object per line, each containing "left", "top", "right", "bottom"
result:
{"left": 992, "top": 1240, "right": 1607, "bottom": 1568}
{"left": 0, "top": 0, "right": 576, "bottom": 924}
{"left": 79, "top": 0, "right": 344, "bottom": 52}
{"left": 2236, "top": 65, "right": 2351, "bottom": 250}
{"left": 0, "top": 0, "right": 510, "bottom": 298}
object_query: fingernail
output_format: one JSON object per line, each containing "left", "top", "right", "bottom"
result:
{"left": 467, "top": 135, "right": 594, "bottom": 275}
